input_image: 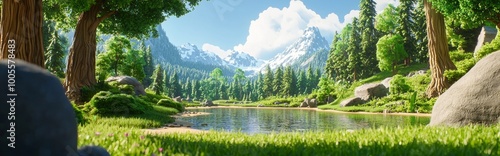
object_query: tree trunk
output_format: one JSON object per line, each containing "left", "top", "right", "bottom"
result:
{"left": 1, "top": 0, "right": 44, "bottom": 67}
{"left": 424, "top": 0, "right": 457, "bottom": 98}
{"left": 64, "top": 1, "right": 115, "bottom": 103}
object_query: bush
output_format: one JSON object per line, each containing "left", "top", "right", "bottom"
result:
{"left": 83, "top": 91, "right": 153, "bottom": 116}
{"left": 157, "top": 99, "right": 184, "bottom": 112}
{"left": 444, "top": 57, "right": 477, "bottom": 84}
{"left": 476, "top": 33, "right": 500, "bottom": 59}
{"left": 72, "top": 103, "right": 87, "bottom": 125}
{"left": 449, "top": 50, "right": 473, "bottom": 62}
{"left": 389, "top": 75, "right": 412, "bottom": 95}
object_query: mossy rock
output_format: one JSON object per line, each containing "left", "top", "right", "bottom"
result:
{"left": 83, "top": 91, "right": 153, "bottom": 116}
{"left": 157, "top": 98, "right": 185, "bottom": 112}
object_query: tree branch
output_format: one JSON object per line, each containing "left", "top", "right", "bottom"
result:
{"left": 90, "top": 11, "right": 116, "bottom": 30}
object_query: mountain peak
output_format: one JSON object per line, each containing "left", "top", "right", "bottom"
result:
{"left": 303, "top": 26, "right": 321, "bottom": 38}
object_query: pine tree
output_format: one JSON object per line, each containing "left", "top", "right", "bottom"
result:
{"left": 281, "top": 66, "right": 293, "bottom": 96}
{"left": 297, "top": 70, "right": 307, "bottom": 95}
{"left": 413, "top": 0, "right": 429, "bottom": 63}
{"left": 325, "top": 32, "right": 339, "bottom": 79}
{"left": 359, "top": 0, "right": 379, "bottom": 78}
{"left": 123, "top": 49, "right": 145, "bottom": 82}
{"left": 170, "top": 71, "right": 182, "bottom": 98}
{"left": 150, "top": 64, "right": 164, "bottom": 95}
{"left": 397, "top": 0, "right": 417, "bottom": 65}
{"left": 257, "top": 72, "right": 265, "bottom": 99}
{"left": 290, "top": 69, "right": 298, "bottom": 96}
{"left": 273, "top": 66, "right": 284, "bottom": 96}
{"left": 184, "top": 77, "right": 192, "bottom": 98}
{"left": 263, "top": 65, "right": 274, "bottom": 97}
{"left": 347, "top": 17, "right": 363, "bottom": 81}
{"left": 219, "top": 82, "right": 228, "bottom": 100}
{"left": 141, "top": 41, "right": 155, "bottom": 87}
{"left": 163, "top": 70, "right": 170, "bottom": 96}
{"left": 192, "top": 80, "right": 201, "bottom": 100}
{"left": 306, "top": 65, "right": 314, "bottom": 94}
{"left": 44, "top": 30, "right": 68, "bottom": 78}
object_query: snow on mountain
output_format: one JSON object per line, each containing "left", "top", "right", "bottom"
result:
{"left": 224, "top": 50, "right": 264, "bottom": 68}
{"left": 265, "top": 26, "right": 329, "bottom": 70}
{"left": 177, "top": 43, "right": 229, "bottom": 67}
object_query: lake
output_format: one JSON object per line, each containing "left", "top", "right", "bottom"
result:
{"left": 179, "top": 108, "right": 430, "bottom": 134}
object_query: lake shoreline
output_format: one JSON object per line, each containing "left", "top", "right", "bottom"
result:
{"left": 186, "top": 106, "right": 432, "bottom": 117}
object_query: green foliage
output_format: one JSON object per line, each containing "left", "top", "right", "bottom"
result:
{"left": 141, "top": 41, "right": 155, "bottom": 87}
{"left": 476, "top": 32, "right": 500, "bottom": 59}
{"left": 44, "top": 27, "right": 68, "bottom": 78}
{"left": 359, "top": 0, "right": 379, "bottom": 78}
{"left": 412, "top": 0, "right": 428, "bottom": 63}
{"left": 263, "top": 65, "right": 274, "bottom": 97}
{"left": 428, "top": 0, "right": 500, "bottom": 29}
{"left": 272, "top": 66, "right": 284, "bottom": 96}
{"left": 72, "top": 103, "right": 87, "bottom": 125}
{"left": 97, "top": 35, "right": 132, "bottom": 78}
{"left": 396, "top": 0, "right": 417, "bottom": 63}
{"left": 390, "top": 75, "right": 412, "bottom": 95}
{"left": 408, "top": 92, "right": 417, "bottom": 113}
{"left": 316, "top": 77, "right": 337, "bottom": 104}
{"left": 80, "top": 82, "right": 118, "bottom": 103}
{"left": 157, "top": 99, "right": 184, "bottom": 112}
{"left": 375, "top": 4, "right": 398, "bottom": 34}
{"left": 83, "top": 91, "right": 153, "bottom": 116}
{"left": 444, "top": 51, "right": 477, "bottom": 84}
{"left": 376, "top": 34, "right": 408, "bottom": 73}
{"left": 347, "top": 18, "right": 362, "bottom": 81}
{"left": 123, "top": 49, "right": 146, "bottom": 82}
{"left": 149, "top": 64, "right": 164, "bottom": 95}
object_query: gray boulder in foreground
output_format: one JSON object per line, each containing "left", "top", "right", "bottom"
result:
{"left": 106, "top": 76, "right": 146, "bottom": 95}
{"left": 429, "top": 50, "right": 500, "bottom": 126}
{"left": 354, "top": 83, "right": 388, "bottom": 101}
{"left": 0, "top": 59, "right": 78, "bottom": 155}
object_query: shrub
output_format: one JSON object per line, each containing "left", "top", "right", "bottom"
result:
{"left": 84, "top": 91, "right": 153, "bottom": 116}
{"left": 476, "top": 33, "right": 500, "bottom": 59}
{"left": 157, "top": 99, "right": 184, "bottom": 112}
{"left": 389, "top": 75, "right": 412, "bottom": 95}
{"left": 449, "top": 50, "right": 473, "bottom": 62}
{"left": 72, "top": 103, "right": 87, "bottom": 125}
{"left": 444, "top": 57, "right": 477, "bottom": 84}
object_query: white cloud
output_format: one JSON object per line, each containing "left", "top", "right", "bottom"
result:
{"left": 202, "top": 43, "right": 232, "bottom": 59}
{"left": 343, "top": 10, "right": 360, "bottom": 26}
{"left": 374, "top": 0, "right": 400, "bottom": 13}
{"left": 234, "top": 0, "right": 352, "bottom": 60}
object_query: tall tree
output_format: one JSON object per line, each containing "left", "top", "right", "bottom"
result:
{"left": 44, "top": 0, "right": 202, "bottom": 101}
{"left": 96, "top": 35, "right": 131, "bottom": 78}
{"left": 413, "top": 0, "right": 428, "bottom": 63}
{"left": 184, "top": 77, "right": 192, "bottom": 98}
{"left": 375, "top": 4, "right": 398, "bottom": 34}
{"left": 359, "top": 0, "right": 379, "bottom": 78}
{"left": 1, "top": 0, "right": 44, "bottom": 67}
{"left": 347, "top": 17, "right": 362, "bottom": 81}
{"left": 45, "top": 30, "right": 68, "bottom": 78}
{"left": 281, "top": 66, "right": 293, "bottom": 96}
{"left": 192, "top": 80, "right": 201, "bottom": 100}
{"left": 273, "top": 66, "right": 284, "bottom": 96}
{"left": 256, "top": 72, "right": 265, "bottom": 99}
{"left": 263, "top": 65, "right": 274, "bottom": 97}
{"left": 169, "top": 71, "right": 182, "bottom": 98}
{"left": 397, "top": 0, "right": 417, "bottom": 65}
{"left": 424, "top": 0, "right": 457, "bottom": 98}
{"left": 325, "top": 32, "right": 339, "bottom": 79}
{"left": 141, "top": 41, "right": 154, "bottom": 87}
{"left": 150, "top": 64, "right": 164, "bottom": 95}
{"left": 123, "top": 49, "right": 145, "bottom": 82}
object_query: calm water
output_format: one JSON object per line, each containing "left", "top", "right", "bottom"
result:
{"left": 179, "top": 108, "right": 430, "bottom": 134}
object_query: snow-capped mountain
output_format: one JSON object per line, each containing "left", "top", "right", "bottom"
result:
{"left": 266, "top": 26, "right": 329, "bottom": 69}
{"left": 224, "top": 50, "right": 264, "bottom": 68}
{"left": 177, "top": 43, "right": 229, "bottom": 67}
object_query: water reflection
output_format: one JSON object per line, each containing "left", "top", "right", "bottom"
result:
{"left": 179, "top": 108, "right": 430, "bottom": 134}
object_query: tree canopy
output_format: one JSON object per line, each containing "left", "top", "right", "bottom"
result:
{"left": 428, "top": 0, "right": 500, "bottom": 28}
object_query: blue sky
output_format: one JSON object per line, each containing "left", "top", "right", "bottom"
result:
{"left": 161, "top": 0, "right": 398, "bottom": 60}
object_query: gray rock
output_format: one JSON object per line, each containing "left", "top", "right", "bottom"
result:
{"left": 474, "top": 26, "right": 497, "bottom": 54}
{"left": 340, "top": 97, "right": 366, "bottom": 107}
{"left": 174, "top": 96, "right": 182, "bottom": 102}
{"left": 429, "top": 50, "right": 500, "bottom": 126}
{"left": 202, "top": 100, "right": 214, "bottom": 107}
{"left": 354, "top": 83, "right": 388, "bottom": 101}
{"left": 307, "top": 98, "right": 318, "bottom": 108}
{"left": 105, "top": 76, "right": 146, "bottom": 95}
{"left": 381, "top": 77, "right": 392, "bottom": 88}
{"left": 0, "top": 59, "right": 78, "bottom": 155}
{"left": 299, "top": 101, "right": 308, "bottom": 107}
{"left": 406, "top": 70, "right": 427, "bottom": 77}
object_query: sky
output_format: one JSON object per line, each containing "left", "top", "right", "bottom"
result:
{"left": 162, "top": 0, "right": 399, "bottom": 60}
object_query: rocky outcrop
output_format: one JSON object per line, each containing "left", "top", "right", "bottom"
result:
{"left": 340, "top": 97, "right": 366, "bottom": 107}
{"left": 429, "top": 50, "right": 500, "bottom": 126}
{"left": 474, "top": 26, "right": 498, "bottom": 54}
{"left": 174, "top": 96, "right": 182, "bottom": 102}
{"left": 381, "top": 77, "right": 392, "bottom": 88}
{"left": 0, "top": 59, "right": 109, "bottom": 155}
{"left": 202, "top": 100, "right": 214, "bottom": 107}
{"left": 300, "top": 101, "right": 308, "bottom": 107}
{"left": 106, "top": 76, "right": 146, "bottom": 95}
{"left": 308, "top": 99, "right": 318, "bottom": 108}
{"left": 354, "top": 83, "right": 388, "bottom": 101}
{"left": 406, "top": 70, "right": 427, "bottom": 77}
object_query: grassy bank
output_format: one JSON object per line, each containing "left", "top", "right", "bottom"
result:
{"left": 79, "top": 121, "right": 500, "bottom": 155}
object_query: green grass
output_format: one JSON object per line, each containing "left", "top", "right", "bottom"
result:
{"left": 79, "top": 122, "right": 500, "bottom": 155}
{"left": 86, "top": 105, "right": 178, "bottom": 129}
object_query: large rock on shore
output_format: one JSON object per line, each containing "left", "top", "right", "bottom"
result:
{"left": 354, "top": 83, "right": 388, "bottom": 101}
{"left": 106, "top": 76, "right": 146, "bottom": 95}
{"left": 340, "top": 97, "right": 366, "bottom": 107}
{"left": 429, "top": 51, "right": 500, "bottom": 126}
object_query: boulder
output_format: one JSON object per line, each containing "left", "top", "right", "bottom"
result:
{"left": 354, "top": 83, "right": 388, "bottom": 101}
{"left": 474, "top": 26, "right": 498, "bottom": 54}
{"left": 381, "top": 77, "right": 392, "bottom": 88}
{"left": 340, "top": 97, "right": 366, "bottom": 107}
{"left": 406, "top": 70, "right": 427, "bottom": 77}
{"left": 299, "top": 101, "right": 308, "bottom": 107}
{"left": 429, "top": 50, "right": 500, "bottom": 126}
{"left": 307, "top": 98, "right": 318, "bottom": 108}
{"left": 0, "top": 59, "right": 109, "bottom": 155}
{"left": 106, "top": 76, "right": 146, "bottom": 95}
{"left": 174, "top": 96, "right": 182, "bottom": 102}
{"left": 202, "top": 100, "right": 214, "bottom": 107}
